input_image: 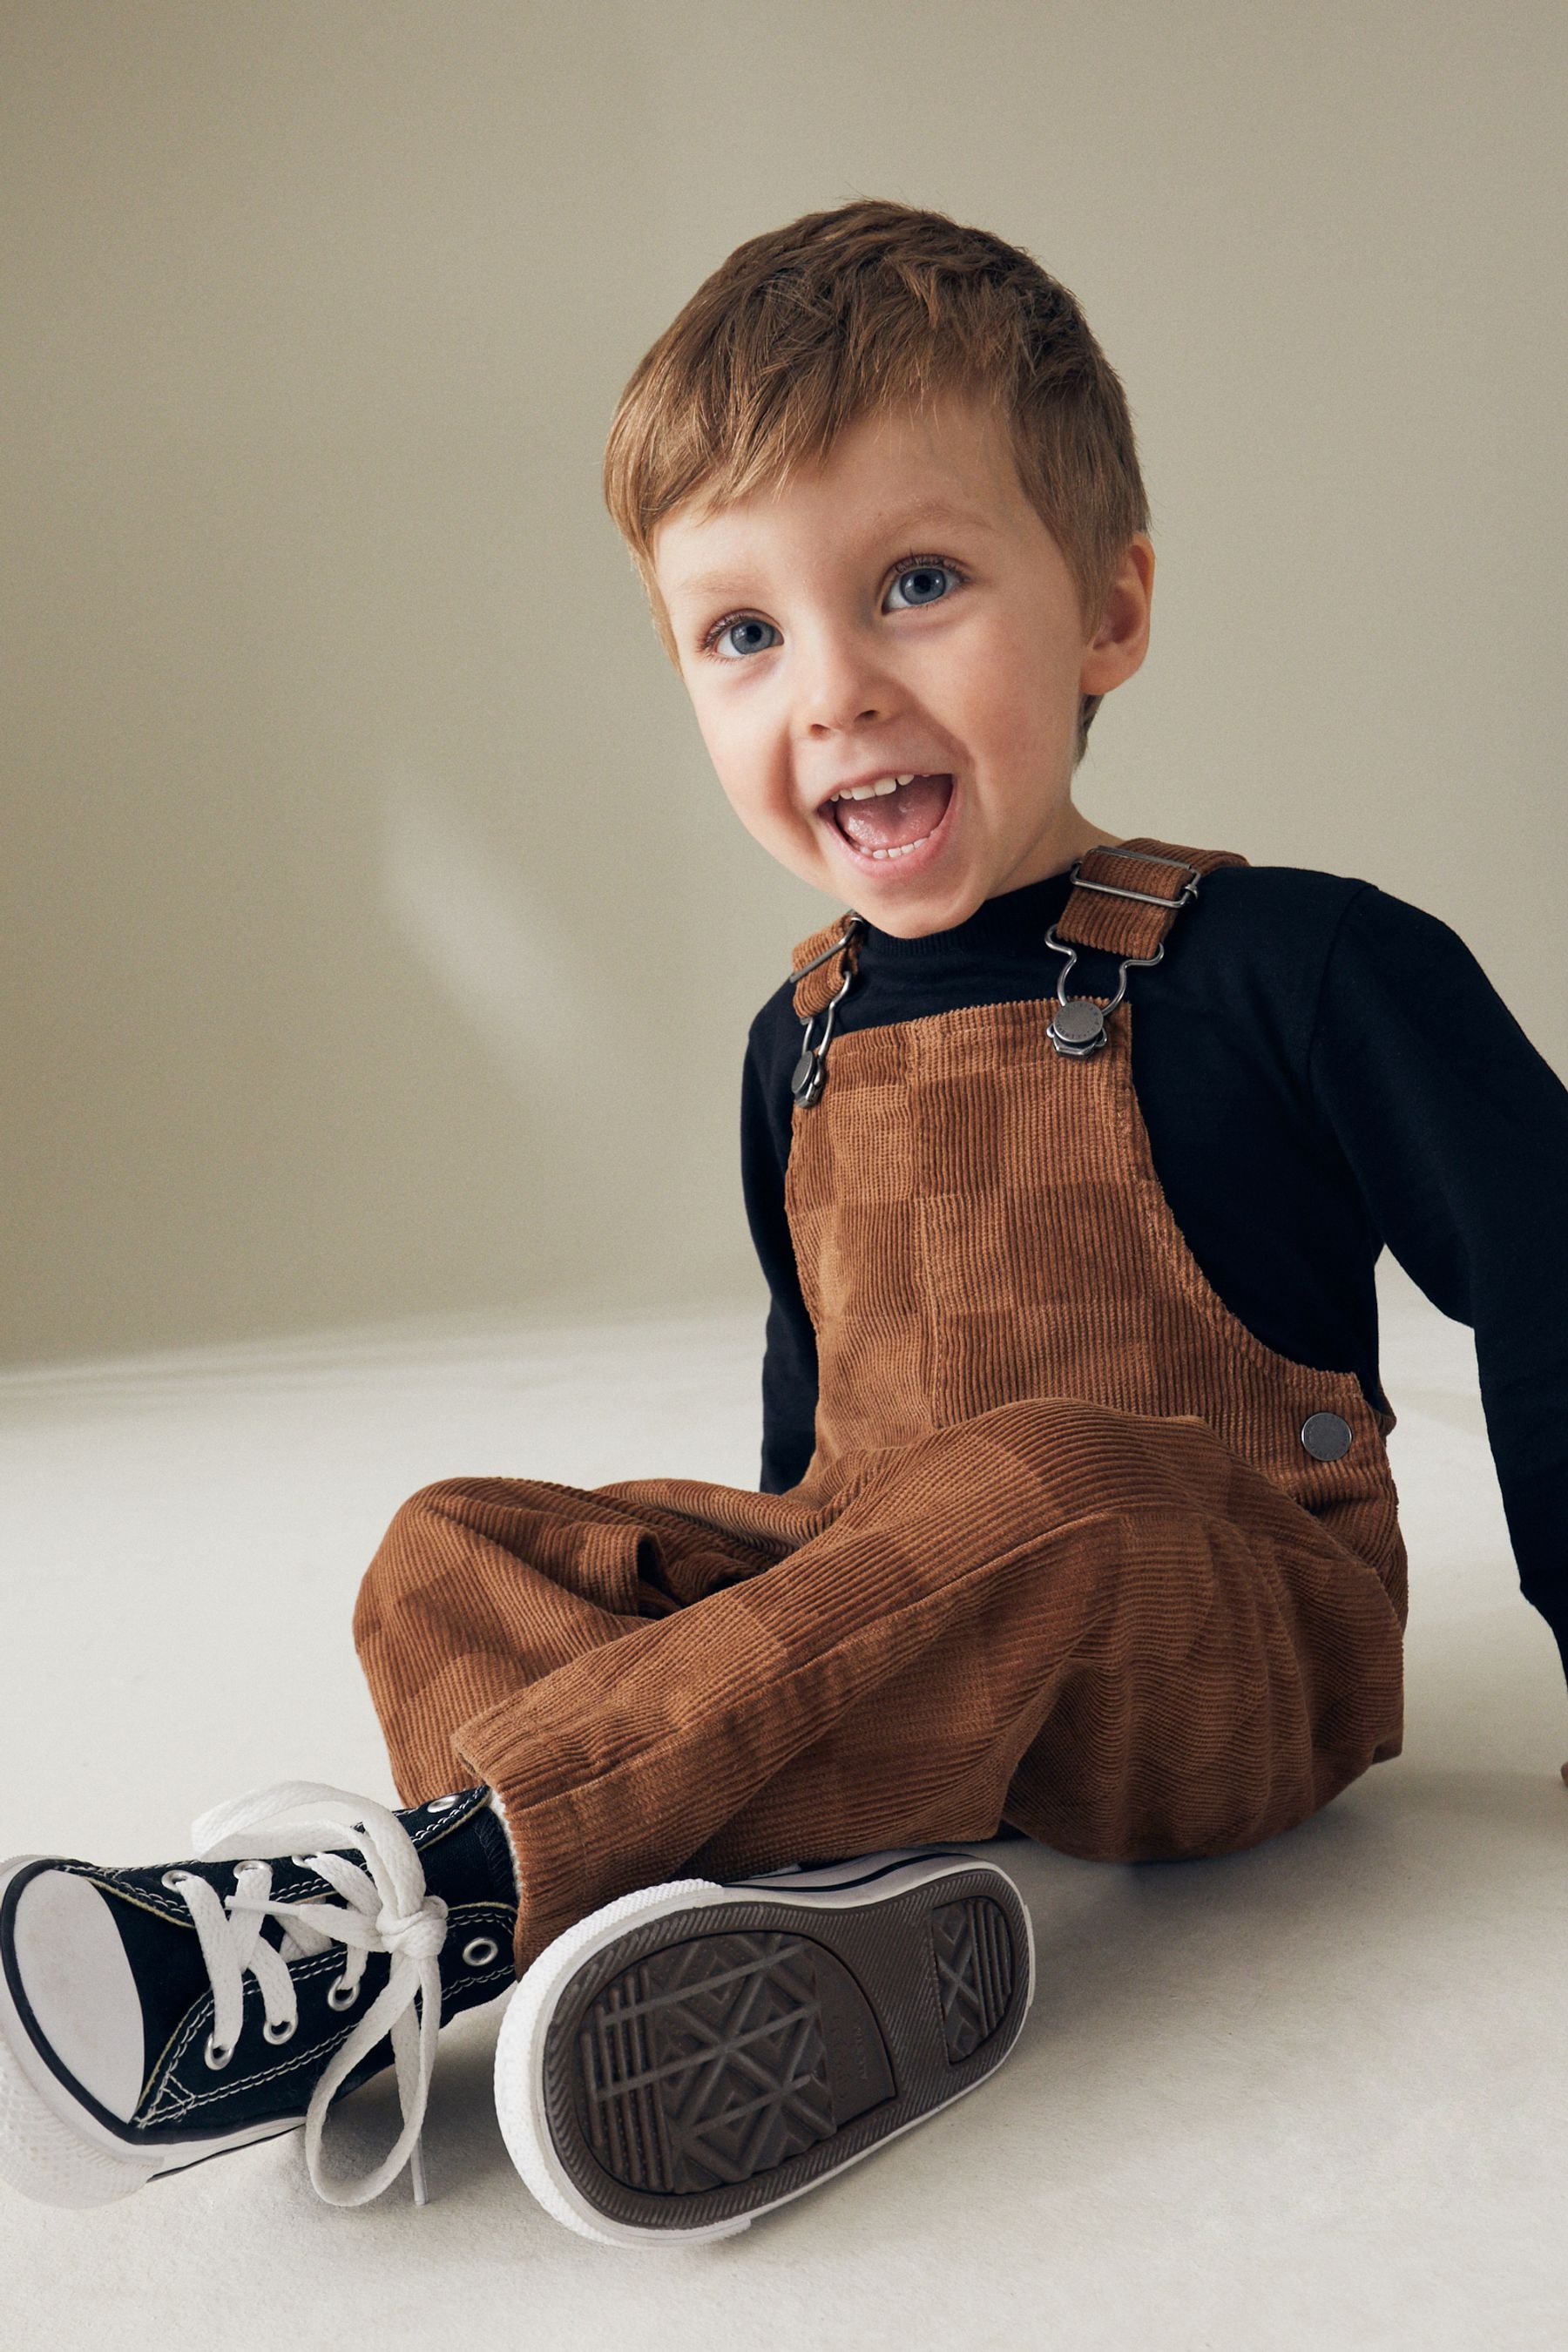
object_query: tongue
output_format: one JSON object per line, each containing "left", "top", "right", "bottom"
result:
{"left": 834, "top": 774, "right": 952, "bottom": 851}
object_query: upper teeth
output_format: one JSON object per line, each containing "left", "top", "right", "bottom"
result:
{"left": 830, "top": 774, "right": 916, "bottom": 802}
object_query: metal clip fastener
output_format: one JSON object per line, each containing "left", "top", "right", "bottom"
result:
{"left": 791, "top": 960, "right": 855, "bottom": 1105}
{"left": 1042, "top": 929, "right": 1166, "bottom": 1058}
{"left": 789, "top": 915, "right": 863, "bottom": 1107}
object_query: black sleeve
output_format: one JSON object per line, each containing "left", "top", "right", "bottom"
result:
{"left": 740, "top": 994, "right": 819, "bottom": 1492}
{"left": 1308, "top": 882, "right": 1568, "bottom": 1686}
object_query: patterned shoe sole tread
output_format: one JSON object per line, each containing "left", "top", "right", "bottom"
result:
{"left": 540, "top": 1870, "right": 1030, "bottom": 2233}
{"left": 932, "top": 1896, "right": 1016, "bottom": 2060}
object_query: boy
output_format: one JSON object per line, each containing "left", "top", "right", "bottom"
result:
{"left": 3, "top": 199, "right": 1565, "bottom": 2242}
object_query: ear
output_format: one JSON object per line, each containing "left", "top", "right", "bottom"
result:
{"left": 1079, "top": 534, "right": 1153, "bottom": 699}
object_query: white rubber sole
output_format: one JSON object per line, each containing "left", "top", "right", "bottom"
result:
{"left": 493, "top": 1849, "right": 1037, "bottom": 2247}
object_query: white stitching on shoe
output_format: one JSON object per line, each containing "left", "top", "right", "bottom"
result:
{"left": 140, "top": 1958, "right": 519, "bottom": 2123}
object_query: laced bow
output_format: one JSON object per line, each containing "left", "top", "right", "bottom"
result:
{"left": 167, "top": 1780, "right": 450, "bottom": 2207}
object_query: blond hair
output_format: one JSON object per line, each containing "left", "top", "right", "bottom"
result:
{"left": 603, "top": 198, "right": 1150, "bottom": 764}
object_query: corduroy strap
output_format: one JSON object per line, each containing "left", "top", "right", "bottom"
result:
{"left": 1054, "top": 837, "right": 1248, "bottom": 962}
{"left": 790, "top": 914, "right": 864, "bottom": 1020}
{"left": 787, "top": 838, "right": 1247, "bottom": 1015}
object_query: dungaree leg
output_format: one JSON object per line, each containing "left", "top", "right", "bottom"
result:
{"left": 354, "top": 1396, "right": 1403, "bottom": 1968}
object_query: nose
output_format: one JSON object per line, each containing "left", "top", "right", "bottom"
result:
{"left": 794, "top": 619, "right": 898, "bottom": 738}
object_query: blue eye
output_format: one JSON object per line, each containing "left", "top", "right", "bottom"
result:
{"left": 710, "top": 617, "right": 781, "bottom": 661}
{"left": 886, "top": 561, "right": 959, "bottom": 610}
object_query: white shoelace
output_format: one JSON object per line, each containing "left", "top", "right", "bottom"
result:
{"left": 166, "top": 1780, "right": 451, "bottom": 2207}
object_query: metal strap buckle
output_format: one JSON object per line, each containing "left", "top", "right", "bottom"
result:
{"left": 789, "top": 911, "right": 865, "bottom": 984}
{"left": 788, "top": 912, "right": 864, "bottom": 1107}
{"left": 1066, "top": 844, "right": 1202, "bottom": 911}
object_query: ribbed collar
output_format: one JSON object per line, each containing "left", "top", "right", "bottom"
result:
{"left": 856, "top": 865, "right": 1077, "bottom": 963}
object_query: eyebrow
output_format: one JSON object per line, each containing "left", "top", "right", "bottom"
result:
{"left": 664, "top": 502, "right": 996, "bottom": 605}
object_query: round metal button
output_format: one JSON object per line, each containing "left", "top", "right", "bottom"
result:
{"left": 1049, "top": 1000, "right": 1107, "bottom": 1056}
{"left": 1300, "top": 1411, "right": 1352, "bottom": 1462}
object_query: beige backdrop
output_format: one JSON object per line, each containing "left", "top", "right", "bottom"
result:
{"left": 3, "top": 0, "right": 1565, "bottom": 1369}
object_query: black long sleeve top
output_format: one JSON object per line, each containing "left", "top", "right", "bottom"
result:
{"left": 740, "top": 859, "right": 1568, "bottom": 1690}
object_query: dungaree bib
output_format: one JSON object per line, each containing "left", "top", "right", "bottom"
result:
{"left": 357, "top": 838, "right": 1409, "bottom": 1966}
{"left": 783, "top": 835, "right": 1408, "bottom": 1618}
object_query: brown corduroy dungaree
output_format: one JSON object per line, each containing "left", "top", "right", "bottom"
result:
{"left": 354, "top": 839, "right": 1408, "bottom": 1969}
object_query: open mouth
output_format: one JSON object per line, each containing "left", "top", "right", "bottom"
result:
{"left": 823, "top": 773, "right": 956, "bottom": 862}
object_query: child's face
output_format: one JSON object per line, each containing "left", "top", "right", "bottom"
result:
{"left": 652, "top": 389, "right": 1152, "bottom": 937}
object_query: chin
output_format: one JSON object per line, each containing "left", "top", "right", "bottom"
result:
{"left": 862, "top": 882, "right": 988, "bottom": 941}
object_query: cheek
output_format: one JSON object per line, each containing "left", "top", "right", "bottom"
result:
{"left": 934, "top": 641, "right": 1030, "bottom": 753}
{"left": 950, "top": 612, "right": 1078, "bottom": 750}
{"left": 694, "top": 696, "right": 795, "bottom": 829}
{"left": 689, "top": 699, "right": 749, "bottom": 803}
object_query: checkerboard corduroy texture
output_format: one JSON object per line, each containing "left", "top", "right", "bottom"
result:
{"left": 354, "top": 838, "right": 1408, "bottom": 1969}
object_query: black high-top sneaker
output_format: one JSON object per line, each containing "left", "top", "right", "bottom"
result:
{"left": 0, "top": 1779, "right": 517, "bottom": 2209}
{"left": 494, "top": 1846, "right": 1035, "bottom": 2244}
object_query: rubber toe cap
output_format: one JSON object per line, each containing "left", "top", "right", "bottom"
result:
{"left": 10, "top": 1870, "right": 145, "bottom": 2122}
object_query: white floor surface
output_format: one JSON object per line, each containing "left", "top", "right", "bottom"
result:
{"left": 1, "top": 1259, "right": 1564, "bottom": 2352}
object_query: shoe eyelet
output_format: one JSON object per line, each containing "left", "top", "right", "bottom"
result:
{"left": 161, "top": 1870, "right": 188, "bottom": 1891}
{"left": 427, "top": 1795, "right": 462, "bottom": 1815}
{"left": 327, "top": 1979, "right": 359, "bottom": 2011}
{"left": 261, "top": 2017, "right": 296, "bottom": 2044}
{"left": 461, "top": 1936, "right": 499, "bottom": 1969}
{"left": 288, "top": 1855, "right": 316, "bottom": 1870}
{"left": 203, "top": 2033, "right": 233, "bottom": 2071}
